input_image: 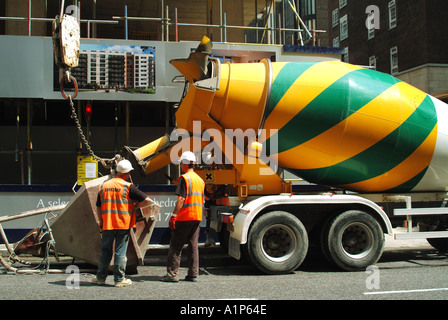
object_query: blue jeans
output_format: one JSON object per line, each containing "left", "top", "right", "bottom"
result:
{"left": 97, "top": 229, "right": 130, "bottom": 283}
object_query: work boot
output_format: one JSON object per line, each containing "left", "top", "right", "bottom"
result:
{"left": 160, "top": 273, "right": 179, "bottom": 282}
{"left": 91, "top": 277, "right": 106, "bottom": 285}
{"left": 184, "top": 275, "right": 197, "bottom": 282}
{"left": 114, "top": 278, "right": 132, "bottom": 287}
{"left": 204, "top": 238, "right": 214, "bottom": 247}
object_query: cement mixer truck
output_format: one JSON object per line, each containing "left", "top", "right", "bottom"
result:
{"left": 126, "top": 36, "right": 448, "bottom": 274}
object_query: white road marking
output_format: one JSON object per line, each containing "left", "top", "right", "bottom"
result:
{"left": 364, "top": 287, "right": 448, "bottom": 295}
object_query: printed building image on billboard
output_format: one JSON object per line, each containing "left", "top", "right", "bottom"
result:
{"left": 55, "top": 44, "right": 156, "bottom": 94}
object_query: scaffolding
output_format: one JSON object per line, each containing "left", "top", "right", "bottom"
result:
{"left": 0, "top": 0, "right": 325, "bottom": 45}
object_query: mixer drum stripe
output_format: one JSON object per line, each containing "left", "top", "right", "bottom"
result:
{"left": 273, "top": 81, "right": 419, "bottom": 170}
{"left": 265, "top": 61, "right": 318, "bottom": 121}
{"left": 263, "top": 61, "right": 363, "bottom": 140}
{"left": 340, "top": 125, "right": 438, "bottom": 192}
{"left": 295, "top": 94, "right": 437, "bottom": 188}
{"left": 385, "top": 167, "right": 429, "bottom": 192}
{"left": 267, "top": 68, "right": 400, "bottom": 154}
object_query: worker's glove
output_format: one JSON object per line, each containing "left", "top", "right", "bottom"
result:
{"left": 169, "top": 215, "right": 176, "bottom": 230}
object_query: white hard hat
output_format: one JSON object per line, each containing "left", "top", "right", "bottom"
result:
{"left": 179, "top": 151, "right": 196, "bottom": 164}
{"left": 116, "top": 159, "right": 134, "bottom": 173}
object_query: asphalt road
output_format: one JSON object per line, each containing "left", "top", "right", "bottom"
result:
{"left": 1, "top": 235, "right": 447, "bottom": 306}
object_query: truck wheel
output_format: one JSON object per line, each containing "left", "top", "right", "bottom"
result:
{"left": 322, "top": 210, "right": 384, "bottom": 271}
{"left": 246, "top": 211, "right": 308, "bottom": 275}
{"left": 427, "top": 228, "right": 448, "bottom": 252}
{"left": 427, "top": 237, "right": 448, "bottom": 252}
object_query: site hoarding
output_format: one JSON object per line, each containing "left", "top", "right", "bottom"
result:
{"left": 54, "top": 44, "right": 156, "bottom": 96}
{"left": 0, "top": 36, "right": 181, "bottom": 102}
{"left": 0, "top": 189, "right": 189, "bottom": 244}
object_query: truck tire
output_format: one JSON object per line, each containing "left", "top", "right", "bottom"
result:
{"left": 321, "top": 210, "right": 384, "bottom": 271}
{"left": 427, "top": 233, "right": 448, "bottom": 252}
{"left": 246, "top": 211, "right": 309, "bottom": 274}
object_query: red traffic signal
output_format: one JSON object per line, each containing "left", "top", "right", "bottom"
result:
{"left": 85, "top": 104, "right": 92, "bottom": 117}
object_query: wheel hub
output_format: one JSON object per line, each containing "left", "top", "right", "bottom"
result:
{"left": 266, "top": 234, "right": 282, "bottom": 250}
{"left": 341, "top": 223, "right": 374, "bottom": 258}
{"left": 261, "top": 224, "right": 297, "bottom": 262}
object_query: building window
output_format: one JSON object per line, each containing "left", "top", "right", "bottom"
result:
{"left": 389, "top": 1, "right": 397, "bottom": 29}
{"left": 332, "top": 9, "right": 339, "bottom": 27}
{"left": 340, "top": 14, "right": 348, "bottom": 41}
{"left": 300, "top": 0, "right": 316, "bottom": 18}
{"left": 368, "top": 25, "right": 375, "bottom": 40}
{"left": 367, "top": 11, "right": 375, "bottom": 40}
{"left": 369, "top": 56, "right": 377, "bottom": 70}
{"left": 333, "top": 37, "right": 340, "bottom": 47}
{"left": 339, "top": 0, "right": 347, "bottom": 9}
{"left": 342, "top": 47, "right": 349, "bottom": 63}
{"left": 390, "top": 46, "right": 398, "bottom": 74}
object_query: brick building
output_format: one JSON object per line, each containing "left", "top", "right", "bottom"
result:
{"left": 327, "top": 0, "right": 448, "bottom": 98}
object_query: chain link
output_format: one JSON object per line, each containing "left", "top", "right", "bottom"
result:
{"left": 58, "top": 65, "right": 118, "bottom": 170}
{"left": 67, "top": 96, "right": 117, "bottom": 169}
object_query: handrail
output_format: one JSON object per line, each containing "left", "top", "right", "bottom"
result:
{"left": 0, "top": 3, "right": 325, "bottom": 44}
{"left": 113, "top": 6, "right": 325, "bottom": 45}
{"left": 0, "top": 16, "right": 118, "bottom": 38}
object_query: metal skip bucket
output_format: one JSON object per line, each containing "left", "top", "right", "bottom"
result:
{"left": 50, "top": 176, "right": 160, "bottom": 271}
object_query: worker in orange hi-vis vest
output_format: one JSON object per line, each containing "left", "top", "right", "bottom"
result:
{"left": 161, "top": 151, "right": 205, "bottom": 283}
{"left": 92, "top": 159, "right": 151, "bottom": 287}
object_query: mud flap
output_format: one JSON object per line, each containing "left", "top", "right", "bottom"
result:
{"left": 228, "top": 236, "right": 241, "bottom": 260}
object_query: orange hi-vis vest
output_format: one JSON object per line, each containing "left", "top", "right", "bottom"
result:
{"left": 177, "top": 171, "right": 205, "bottom": 221}
{"left": 99, "top": 177, "right": 136, "bottom": 230}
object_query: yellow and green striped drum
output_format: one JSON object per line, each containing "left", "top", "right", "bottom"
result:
{"left": 260, "top": 60, "right": 448, "bottom": 193}
{"left": 174, "top": 56, "right": 448, "bottom": 193}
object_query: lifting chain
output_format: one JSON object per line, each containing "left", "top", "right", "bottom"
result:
{"left": 52, "top": 7, "right": 116, "bottom": 170}
{"left": 66, "top": 96, "right": 117, "bottom": 169}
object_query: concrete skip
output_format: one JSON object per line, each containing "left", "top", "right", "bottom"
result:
{"left": 50, "top": 175, "right": 160, "bottom": 271}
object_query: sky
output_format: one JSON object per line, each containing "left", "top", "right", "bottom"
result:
{"left": 81, "top": 44, "right": 155, "bottom": 57}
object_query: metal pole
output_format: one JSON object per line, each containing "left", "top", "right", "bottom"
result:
{"left": 15, "top": 101, "right": 20, "bottom": 163}
{"left": 288, "top": 0, "right": 312, "bottom": 39}
{"left": 60, "top": 0, "right": 65, "bottom": 17}
{"left": 255, "top": 0, "right": 258, "bottom": 43}
{"left": 28, "top": 0, "right": 31, "bottom": 36}
{"left": 278, "top": 13, "right": 282, "bottom": 44}
{"left": 0, "top": 224, "right": 14, "bottom": 254}
{"left": 125, "top": 5, "right": 128, "bottom": 40}
{"left": 0, "top": 205, "right": 66, "bottom": 224}
{"left": 92, "top": 0, "right": 96, "bottom": 38}
{"left": 166, "top": 5, "right": 169, "bottom": 41}
{"left": 223, "top": 12, "right": 227, "bottom": 43}
{"left": 26, "top": 99, "right": 32, "bottom": 185}
{"left": 272, "top": 0, "right": 275, "bottom": 44}
{"left": 220, "top": 0, "right": 223, "bottom": 42}
{"left": 282, "top": 0, "right": 286, "bottom": 44}
{"left": 175, "top": 7, "right": 178, "bottom": 42}
{"left": 161, "top": 0, "right": 164, "bottom": 41}
{"left": 165, "top": 102, "right": 170, "bottom": 185}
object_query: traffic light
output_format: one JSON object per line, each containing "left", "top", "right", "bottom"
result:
{"left": 85, "top": 104, "right": 92, "bottom": 118}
